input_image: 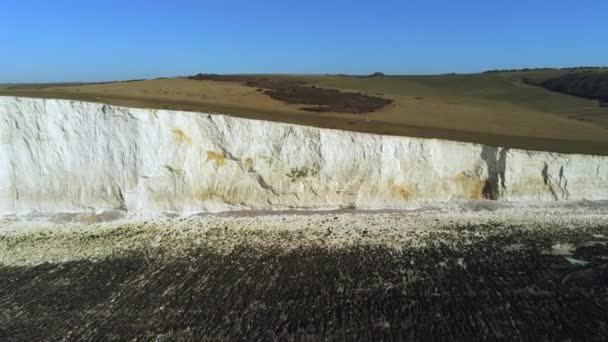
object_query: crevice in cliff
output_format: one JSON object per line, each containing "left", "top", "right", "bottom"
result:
{"left": 115, "top": 187, "right": 127, "bottom": 210}
{"left": 542, "top": 163, "right": 559, "bottom": 201}
{"left": 542, "top": 163, "right": 570, "bottom": 201}
{"left": 481, "top": 146, "right": 508, "bottom": 200}
{"left": 252, "top": 173, "right": 279, "bottom": 196}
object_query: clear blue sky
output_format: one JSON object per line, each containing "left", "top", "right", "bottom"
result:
{"left": 1, "top": 0, "right": 606, "bottom": 82}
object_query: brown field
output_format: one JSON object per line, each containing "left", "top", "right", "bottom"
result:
{"left": 2, "top": 71, "right": 608, "bottom": 155}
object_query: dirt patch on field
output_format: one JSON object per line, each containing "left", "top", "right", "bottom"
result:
{"left": 187, "top": 74, "right": 393, "bottom": 113}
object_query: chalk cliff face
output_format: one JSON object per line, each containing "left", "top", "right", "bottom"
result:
{"left": 1, "top": 96, "right": 607, "bottom": 215}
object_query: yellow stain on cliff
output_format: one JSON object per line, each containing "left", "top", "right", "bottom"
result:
{"left": 394, "top": 184, "right": 414, "bottom": 201}
{"left": 172, "top": 128, "right": 192, "bottom": 144}
{"left": 206, "top": 151, "right": 227, "bottom": 167}
{"left": 196, "top": 188, "right": 239, "bottom": 204}
{"left": 452, "top": 173, "right": 486, "bottom": 199}
{"left": 196, "top": 190, "right": 214, "bottom": 201}
{"left": 242, "top": 157, "right": 254, "bottom": 171}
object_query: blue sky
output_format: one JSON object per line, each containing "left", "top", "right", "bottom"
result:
{"left": 1, "top": 0, "right": 606, "bottom": 82}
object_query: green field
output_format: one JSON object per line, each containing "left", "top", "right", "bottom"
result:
{"left": 308, "top": 70, "right": 607, "bottom": 124}
{"left": 1, "top": 69, "right": 607, "bottom": 155}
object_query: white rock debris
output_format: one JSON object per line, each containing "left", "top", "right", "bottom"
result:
{"left": 2, "top": 203, "right": 608, "bottom": 266}
{"left": 1, "top": 96, "right": 607, "bottom": 215}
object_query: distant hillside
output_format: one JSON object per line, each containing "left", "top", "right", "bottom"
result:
{"left": 520, "top": 69, "right": 608, "bottom": 106}
{"left": 483, "top": 66, "right": 605, "bottom": 74}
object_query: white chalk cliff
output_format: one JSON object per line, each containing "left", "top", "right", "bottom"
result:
{"left": 1, "top": 96, "right": 607, "bottom": 215}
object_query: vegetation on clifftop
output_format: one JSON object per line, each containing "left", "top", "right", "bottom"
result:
{"left": 524, "top": 70, "right": 608, "bottom": 106}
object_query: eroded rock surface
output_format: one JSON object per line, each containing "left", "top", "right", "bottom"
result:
{"left": 1, "top": 97, "right": 607, "bottom": 215}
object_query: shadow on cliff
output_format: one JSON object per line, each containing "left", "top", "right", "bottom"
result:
{"left": 542, "top": 163, "right": 570, "bottom": 200}
{"left": 481, "top": 146, "right": 508, "bottom": 200}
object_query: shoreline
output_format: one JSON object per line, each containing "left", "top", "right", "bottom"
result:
{"left": 2, "top": 202, "right": 607, "bottom": 340}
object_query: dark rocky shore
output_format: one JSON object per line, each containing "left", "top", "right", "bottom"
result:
{"left": 1, "top": 209, "right": 607, "bottom": 341}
